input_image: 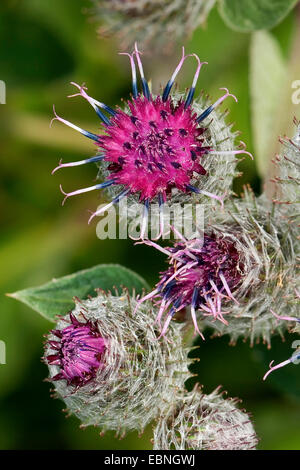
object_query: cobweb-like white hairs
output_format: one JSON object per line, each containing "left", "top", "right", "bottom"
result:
{"left": 93, "top": 0, "right": 216, "bottom": 49}
{"left": 45, "top": 290, "right": 189, "bottom": 436}
{"left": 200, "top": 187, "right": 299, "bottom": 345}
{"left": 153, "top": 386, "right": 258, "bottom": 450}
{"left": 201, "top": 122, "right": 300, "bottom": 345}
{"left": 272, "top": 121, "right": 300, "bottom": 209}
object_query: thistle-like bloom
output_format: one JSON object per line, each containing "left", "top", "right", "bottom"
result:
{"left": 151, "top": 122, "right": 299, "bottom": 346}
{"left": 93, "top": 0, "right": 216, "bottom": 50}
{"left": 153, "top": 386, "right": 258, "bottom": 450}
{"left": 44, "top": 290, "right": 189, "bottom": 435}
{"left": 138, "top": 147, "right": 299, "bottom": 345}
{"left": 52, "top": 45, "right": 250, "bottom": 233}
{"left": 138, "top": 229, "right": 245, "bottom": 337}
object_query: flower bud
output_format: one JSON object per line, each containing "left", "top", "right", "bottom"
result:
{"left": 202, "top": 185, "right": 299, "bottom": 346}
{"left": 205, "top": 122, "right": 300, "bottom": 345}
{"left": 153, "top": 386, "right": 258, "bottom": 450}
{"left": 93, "top": 0, "right": 216, "bottom": 50}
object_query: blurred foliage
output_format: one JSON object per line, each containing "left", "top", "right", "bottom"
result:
{"left": 218, "top": 0, "right": 299, "bottom": 32}
{"left": 0, "top": 0, "right": 299, "bottom": 450}
{"left": 250, "top": 30, "right": 288, "bottom": 178}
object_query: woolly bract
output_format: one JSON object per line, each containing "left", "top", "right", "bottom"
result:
{"left": 153, "top": 386, "right": 258, "bottom": 450}
{"left": 94, "top": 0, "right": 216, "bottom": 50}
{"left": 44, "top": 290, "right": 189, "bottom": 436}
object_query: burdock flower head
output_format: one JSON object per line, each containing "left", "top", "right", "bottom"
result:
{"left": 137, "top": 121, "right": 299, "bottom": 344}
{"left": 51, "top": 44, "right": 251, "bottom": 235}
{"left": 153, "top": 386, "right": 258, "bottom": 450}
{"left": 44, "top": 290, "right": 189, "bottom": 435}
{"left": 138, "top": 157, "right": 299, "bottom": 345}
{"left": 137, "top": 227, "right": 252, "bottom": 338}
{"left": 93, "top": 0, "right": 216, "bottom": 50}
{"left": 202, "top": 174, "right": 299, "bottom": 347}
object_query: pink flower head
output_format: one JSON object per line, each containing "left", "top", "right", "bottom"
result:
{"left": 45, "top": 313, "right": 106, "bottom": 387}
{"left": 137, "top": 231, "right": 243, "bottom": 338}
{"left": 51, "top": 44, "right": 250, "bottom": 228}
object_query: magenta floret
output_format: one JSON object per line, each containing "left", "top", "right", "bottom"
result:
{"left": 45, "top": 314, "right": 106, "bottom": 387}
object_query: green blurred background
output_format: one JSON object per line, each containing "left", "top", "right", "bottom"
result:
{"left": 0, "top": 0, "right": 299, "bottom": 450}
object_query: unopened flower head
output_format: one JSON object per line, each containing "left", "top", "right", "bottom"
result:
{"left": 93, "top": 0, "right": 216, "bottom": 50}
{"left": 44, "top": 290, "right": 189, "bottom": 435}
{"left": 209, "top": 121, "right": 299, "bottom": 347}
{"left": 51, "top": 45, "right": 251, "bottom": 235}
{"left": 153, "top": 386, "right": 258, "bottom": 450}
{"left": 138, "top": 154, "right": 299, "bottom": 346}
{"left": 200, "top": 184, "right": 299, "bottom": 346}
{"left": 137, "top": 229, "right": 246, "bottom": 338}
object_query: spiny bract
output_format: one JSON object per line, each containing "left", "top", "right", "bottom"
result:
{"left": 138, "top": 122, "right": 299, "bottom": 345}
{"left": 153, "top": 386, "right": 258, "bottom": 450}
{"left": 93, "top": 0, "right": 216, "bottom": 50}
{"left": 202, "top": 122, "right": 300, "bottom": 346}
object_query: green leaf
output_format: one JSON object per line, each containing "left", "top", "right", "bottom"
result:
{"left": 8, "top": 264, "right": 150, "bottom": 322}
{"left": 218, "top": 0, "right": 298, "bottom": 32}
{"left": 250, "top": 30, "right": 288, "bottom": 178}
